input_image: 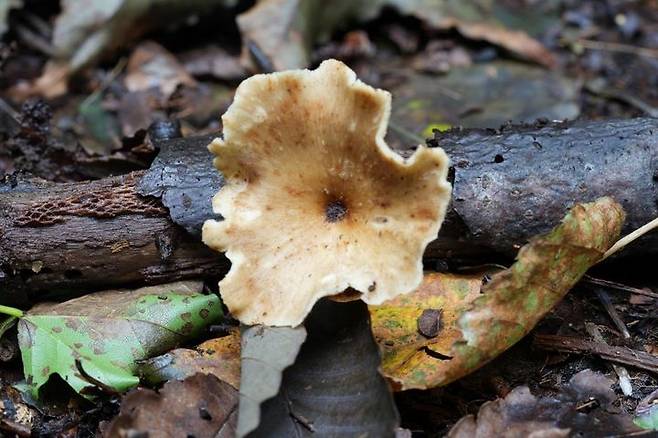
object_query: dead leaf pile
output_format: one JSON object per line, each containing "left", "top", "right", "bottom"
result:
{"left": 103, "top": 373, "right": 238, "bottom": 438}
{"left": 448, "top": 370, "right": 642, "bottom": 437}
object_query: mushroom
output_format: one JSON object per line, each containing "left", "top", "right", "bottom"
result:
{"left": 202, "top": 59, "right": 451, "bottom": 326}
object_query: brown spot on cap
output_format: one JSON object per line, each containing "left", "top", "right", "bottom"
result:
{"left": 199, "top": 308, "right": 210, "bottom": 319}
{"left": 325, "top": 199, "right": 348, "bottom": 223}
{"left": 51, "top": 326, "right": 63, "bottom": 333}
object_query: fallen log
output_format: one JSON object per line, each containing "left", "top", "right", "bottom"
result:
{"left": 0, "top": 118, "right": 656, "bottom": 304}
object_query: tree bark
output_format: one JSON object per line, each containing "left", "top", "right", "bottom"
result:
{"left": 1, "top": 118, "right": 656, "bottom": 304}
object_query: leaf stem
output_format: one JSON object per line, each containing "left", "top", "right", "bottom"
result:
{"left": 0, "top": 305, "right": 24, "bottom": 318}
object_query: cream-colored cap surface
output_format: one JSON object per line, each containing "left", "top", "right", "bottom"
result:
{"left": 203, "top": 59, "right": 451, "bottom": 326}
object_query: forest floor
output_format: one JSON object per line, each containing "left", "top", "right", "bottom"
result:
{"left": 1, "top": 0, "right": 658, "bottom": 436}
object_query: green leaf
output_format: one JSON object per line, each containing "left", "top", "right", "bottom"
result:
{"left": 0, "top": 315, "right": 18, "bottom": 339}
{"left": 17, "top": 281, "right": 221, "bottom": 398}
{"left": 371, "top": 197, "right": 625, "bottom": 389}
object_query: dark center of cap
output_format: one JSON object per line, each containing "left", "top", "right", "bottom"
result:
{"left": 325, "top": 199, "right": 348, "bottom": 222}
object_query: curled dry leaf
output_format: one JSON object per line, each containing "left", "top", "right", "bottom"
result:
{"left": 139, "top": 328, "right": 241, "bottom": 389}
{"left": 370, "top": 197, "right": 625, "bottom": 390}
{"left": 202, "top": 59, "right": 451, "bottom": 326}
{"left": 125, "top": 41, "right": 196, "bottom": 98}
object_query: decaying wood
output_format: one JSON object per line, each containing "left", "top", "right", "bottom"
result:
{"left": 533, "top": 333, "right": 658, "bottom": 374}
{"left": 0, "top": 118, "right": 656, "bottom": 304}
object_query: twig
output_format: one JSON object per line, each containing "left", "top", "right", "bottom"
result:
{"left": 576, "top": 38, "right": 658, "bottom": 60}
{"left": 584, "top": 80, "right": 658, "bottom": 118}
{"left": 533, "top": 334, "right": 658, "bottom": 374}
{"left": 80, "top": 58, "right": 127, "bottom": 108}
{"left": 14, "top": 24, "right": 56, "bottom": 57}
{"left": 388, "top": 121, "right": 426, "bottom": 145}
{"left": 583, "top": 276, "right": 658, "bottom": 300}
{"left": 584, "top": 322, "right": 632, "bottom": 396}
{"left": 74, "top": 359, "right": 122, "bottom": 395}
{"left": 595, "top": 288, "right": 631, "bottom": 339}
{"left": 601, "top": 217, "right": 658, "bottom": 261}
{"left": 0, "top": 97, "right": 21, "bottom": 123}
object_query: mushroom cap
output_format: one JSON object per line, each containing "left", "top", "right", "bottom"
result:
{"left": 203, "top": 59, "right": 451, "bottom": 326}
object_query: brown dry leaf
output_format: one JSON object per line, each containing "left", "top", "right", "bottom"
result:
{"left": 179, "top": 45, "right": 248, "bottom": 81}
{"left": 448, "top": 370, "right": 642, "bottom": 437}
{"left": 125, "top": 41, "right": 196, "bottom": 98}
{"left": 103, "top": 373, "right": 238, "bottom": 438}
{"left": 370, "top": 197, "right": 625, "bottom": 390}
{"left": 139, "top": 328, "right": 241, "bottom": 389}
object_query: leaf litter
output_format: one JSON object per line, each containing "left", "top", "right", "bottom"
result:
{"left": 102, "top": 373, "right": 238, "bottom": 438}
{"left": 448, "top": 369, "right": 642, "bottom": 437}
{"left": 2, "top": 281, "right": 222, "bottom": 398}
{"left": 370, "top": 197, "right": 625, "bottom": 390}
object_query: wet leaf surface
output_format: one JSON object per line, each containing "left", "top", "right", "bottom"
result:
{"left": 247, "top": 300, "right": 399, "bottom": 438}
{"left": 448, "top": 370, "right": 642, "bottom": 437}
{"left": 103, "top": 373, "right": 238, "bottom": 438}
{"left": 17, "top": 281, "right": 221, "bottom": 398}
{"left": 237, "top": 323, "right": 307, "bottom": 437}
{"left": 140, "top": 328, "right": 240, "bottom": 389}
{"left": 371, "top": 197, "right": 625, "bottom": 389}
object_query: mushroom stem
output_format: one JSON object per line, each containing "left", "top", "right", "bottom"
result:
{"left": 248, "top": 299, "right": 399, "bottom": 435}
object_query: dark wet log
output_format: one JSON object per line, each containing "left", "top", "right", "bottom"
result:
{"left": 429, "top": 117, "right": 658, "bottom": 259}
{"left": 0, "top": 118, "right": 656, "bottom": 304}
{"left": 0, "top": 136, "right": 227, "bottom": 305}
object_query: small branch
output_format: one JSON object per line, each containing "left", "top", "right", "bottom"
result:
{"left": 584, "top": 322, "right": 632, "bottom": 396}
{"left": 594, "top": 288, "right": 631, "bottom": 339}
{"left": 575, "top": 38, "right": 658, "bottom": 60}
{"left": 533, "top": 334, "right": 658, "bottom": 374}
{"left": 583, "top": 276, "right": 658, "bottom": 300}
{"left": 601, "top": 217, "right": 658, "bottom": 261}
